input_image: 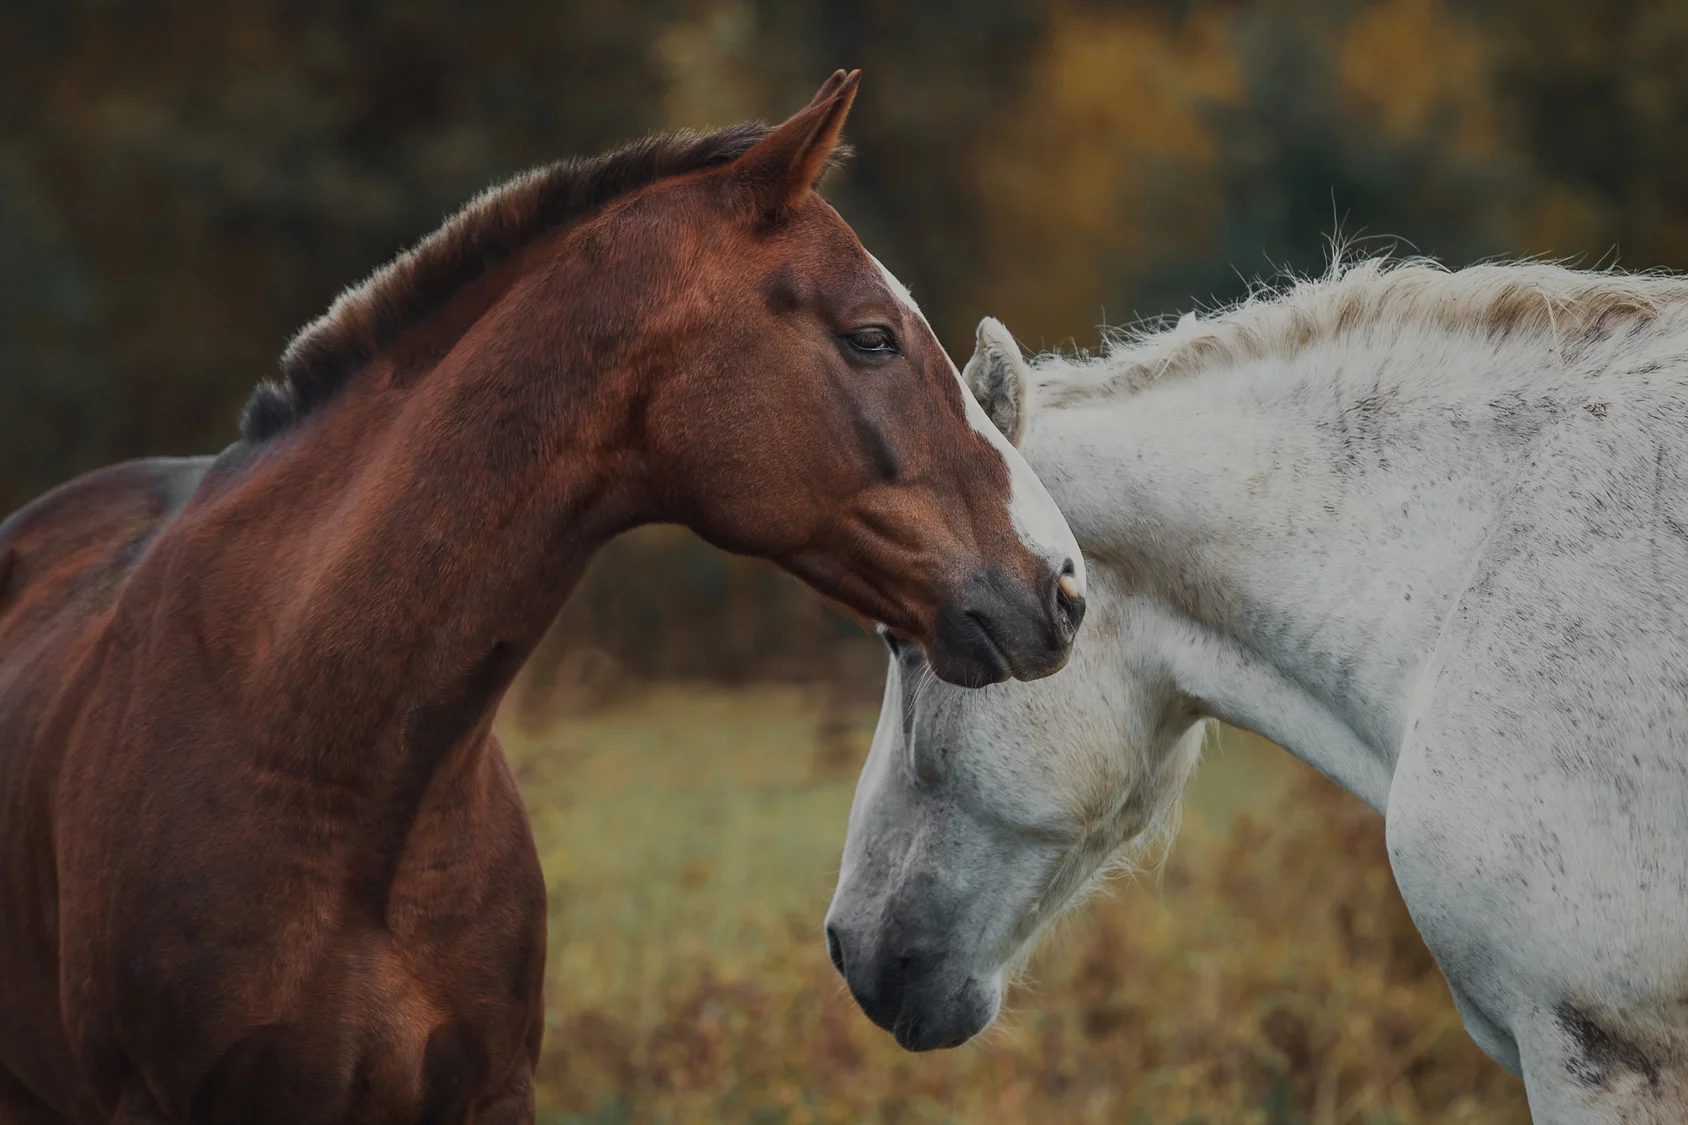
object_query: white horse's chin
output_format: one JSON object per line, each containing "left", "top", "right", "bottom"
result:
{"left": 893, "top": 971, "right": 1004, "bottom": 1053}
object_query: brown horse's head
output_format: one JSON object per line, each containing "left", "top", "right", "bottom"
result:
{"left": 620, "top": 72, "right": 1085, "bottom": 685}
{"left": 249, "top": 72, "right": 1084, "bottom": 687}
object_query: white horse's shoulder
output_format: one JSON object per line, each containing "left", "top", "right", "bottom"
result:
{"left": 1385, "top": 401, "right": 1688, "bottom": 1097}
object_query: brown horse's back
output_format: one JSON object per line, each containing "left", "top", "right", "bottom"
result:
{"left": 0, "top": 456, "right": 212, "bottom": 632}
{"left": 0, "top": 457, "right": 211, "bottom": 1119}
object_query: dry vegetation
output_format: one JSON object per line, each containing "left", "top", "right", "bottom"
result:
{"left": 500, "top": 686, "right": 1530, "bottom": 1125}
{"left": 10, "top": 7, "right": 1677, "bottom": 1120}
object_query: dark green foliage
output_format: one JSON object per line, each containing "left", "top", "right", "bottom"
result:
{"left": 5, "top": 0, "right": 1687, "bottom": 680}
{"left": 7, "top": 0, "right": 1686, "bottom": 510}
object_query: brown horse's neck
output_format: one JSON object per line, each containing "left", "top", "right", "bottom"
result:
{"left": 159, "top": 233, "right": 664, "bottom": 795}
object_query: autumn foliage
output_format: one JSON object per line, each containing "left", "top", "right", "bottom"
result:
{"left": 504, "top": 691, "right": 1529, "bottom": 1124}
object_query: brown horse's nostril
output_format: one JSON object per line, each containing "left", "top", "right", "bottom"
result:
{"left": 1055, "top": 561, "right": 1085, "bottom": 640}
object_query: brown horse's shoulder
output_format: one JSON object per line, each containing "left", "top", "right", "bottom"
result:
{"left": 0, "top": 456, "right": 213, "bottom": 625}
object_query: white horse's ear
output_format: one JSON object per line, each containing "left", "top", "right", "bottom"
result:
{"left": 962, "top": 316, "right": 1030, "bottom": 447}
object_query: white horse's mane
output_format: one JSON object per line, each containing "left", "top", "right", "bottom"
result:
{"left": 1033, "top": 255, "right": 1688, "bottom": 403}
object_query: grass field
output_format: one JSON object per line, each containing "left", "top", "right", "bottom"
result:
{"left": 499, "top": 685, "right": 1531, "bottom": 1125}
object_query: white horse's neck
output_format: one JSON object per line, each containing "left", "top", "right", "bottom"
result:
{"left": 1026, "top": 280, "right": 1667, "bottom": 810}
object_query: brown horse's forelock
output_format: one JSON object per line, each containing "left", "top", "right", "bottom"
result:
{"left": 240, "top": 121, "right": 850, "bottom": 444}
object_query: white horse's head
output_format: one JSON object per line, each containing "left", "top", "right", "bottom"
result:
{"left": 823, "top": 318, "right": 1204, "bottom": 1051}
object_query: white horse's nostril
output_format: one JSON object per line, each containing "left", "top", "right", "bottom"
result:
{"left": 1058, "top": 573, "right": 1079, "bottom": 600}
{"left": 826, "top": 924, "right": 847, "bottom": 976}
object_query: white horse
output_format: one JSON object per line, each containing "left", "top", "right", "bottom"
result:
{"left": 824, "top": 258, "right": 1688, "bottom": 1123}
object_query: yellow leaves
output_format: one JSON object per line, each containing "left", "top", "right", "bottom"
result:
{"left": 1337, "top": 0, "right": 1500, "bottom": 153}
{"left": 974, "top": 5, "right": 1241, "bottom": 344}
{"left": 964, "top": 0, "right": 1629, "bottom": 350}
{"left": 652, "top": 1, "right": 762, "bottom": 131}
{"left": 1035, "top": 6, "right": 1241, "bottom": 164}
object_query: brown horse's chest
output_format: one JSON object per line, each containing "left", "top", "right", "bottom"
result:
{"left": 189, "top": 928, "right": 529, "bottom": 1125}
{"left": 207, "top": 788, "right": 543, "bottom": 1123}
{"left": 55, "top": 734, "right": 547, "bottom": 1123}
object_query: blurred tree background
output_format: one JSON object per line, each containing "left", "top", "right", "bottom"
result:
{"left": 9, "top": 0, "right": 1688, "bottom": 507}
{"left": 4, "top": 5, "right": 1685, "bottom": 1118}
{"left": 7, "top": 1, "right": 1688, "bottom": 681}
{"left": 7, "top": 0, "right": 1688, "bottom": 673}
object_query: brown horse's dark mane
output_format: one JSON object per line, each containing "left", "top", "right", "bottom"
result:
{"left": 240, "top": 120, "right": 841, "bottom": 443}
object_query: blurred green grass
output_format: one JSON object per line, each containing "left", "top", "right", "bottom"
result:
{"left": 500, "top": 686, "right": 1531, "bottom": 1125}
{"left": 507, "top": 687, "right": 869, "bottom": 1010}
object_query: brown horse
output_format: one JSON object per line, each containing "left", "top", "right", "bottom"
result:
{"left": 0, "top": 72, "right": 1086, "bottom": 1124}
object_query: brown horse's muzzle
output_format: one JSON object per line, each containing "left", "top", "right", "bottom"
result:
{"left": 924, "top": 562, "right": 1085, "bottom": 686}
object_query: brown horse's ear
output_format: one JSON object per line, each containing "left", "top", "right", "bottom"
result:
{"left": 734, "top": 69, "right": 861, "bottom": 218}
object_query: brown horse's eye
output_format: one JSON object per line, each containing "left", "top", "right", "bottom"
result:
{"left": 844, "top": 327, "right": 899, "bottom": 356}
